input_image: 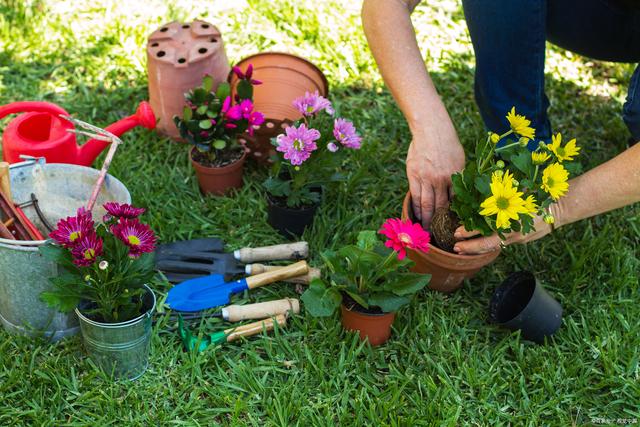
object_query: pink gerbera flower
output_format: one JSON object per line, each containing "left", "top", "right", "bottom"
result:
{"left": 275, "top": 124, "right": 321, "bottom": 166}
{"left": 49, "top": 208, "right": 95, "bottom": 248}
{"left": 333, "top": 118, "right": 362, "bottom": 149}
{"left": 103, "top": 202, "right": 145, "bottom": 222}
{"left": 111, "top": 219, "right": 157, "bottom": 257}
{"left": 71, "top": 232, "right": 103, "bottom": 267}
{"left": 378, "top": 218, "right": 430, "bottom": 260}
{"left": 293, "top": 91, "right": 334, "bottom": 116}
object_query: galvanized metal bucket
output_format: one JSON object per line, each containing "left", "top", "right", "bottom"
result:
{"left": 0, "top": 160, "right": 131, "bottom": 340}
{"left": 75, "top": 285, "right": 155, "bottom": 380}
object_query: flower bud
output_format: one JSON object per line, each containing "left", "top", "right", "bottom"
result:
{"left": 294, "top": 166, "right": 300, "bottom": 171}
{"left": 496, "top": 160, "right": 505, "bottom": 169}
{"left": 490, "top": 133, "right": 500, "bottom": 143}
{"left": 511, "top": 179, "right": 519, "bottom": 187}
{"left": 99, "top": 261, "right": 109, "bottom": 270}
{"left": 543, "top": 214, "right": 555, "bottom": 224}
{"left": 493, "top": 170, "right": 504, "bottom": 178}
{"left": 538, "top": 141, "right": 547, "bottom": 149}
{"left": 84, "top": 275, "right": 91, "bottom": 282}
{"left": 519, "top": 137, "right": 530, "bottom": 146}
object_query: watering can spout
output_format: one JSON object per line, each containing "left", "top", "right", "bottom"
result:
{"left": 77, "top": 101, "right": 156, "bottom": 165}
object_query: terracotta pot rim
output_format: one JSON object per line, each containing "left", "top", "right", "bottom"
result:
{"left": 401, "top": 191, "right": 499, "bottom": 261}
{"left": 228, "top": 51, "right": 329, "bottom": 95}
{"left": 190, "top": 147, "right": 246, "bottom": 172}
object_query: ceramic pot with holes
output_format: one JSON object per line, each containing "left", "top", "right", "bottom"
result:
{"left": 229, "top": 52, "right": 328, "bottom": 163}
{"left": 401, "top": 191, "right": 500, "bottom": 293}
{"left": 147, "top": 20, "right": 230, "bottom": 140}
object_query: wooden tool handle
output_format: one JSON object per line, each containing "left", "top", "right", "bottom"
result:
{"left": 234, "top": 242, "right": 308, "bottom": 263}
{"left": 244, "top": 261, "right": 308, "bottom": 289}
{"left": 246, "top": 264, "right": 321, "bottom": 284}
{"left": 0, "top": 221, "right": 15, "bottom": 240}
{"left": 224, "top": 314, "right": 287, "bottom": 342}
{"left": 0, "top": 162, "right": 12, "bottom": 201}
{"left": 222, "top": 298, "right": 299, "bottom": 322}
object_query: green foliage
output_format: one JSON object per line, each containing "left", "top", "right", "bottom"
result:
{"left": 301, "top": 231, "right": 430, "bottom": 315}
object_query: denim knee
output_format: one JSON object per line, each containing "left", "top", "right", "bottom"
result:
{"left": 623, "top": 65, "right": 640, "bottom": 141}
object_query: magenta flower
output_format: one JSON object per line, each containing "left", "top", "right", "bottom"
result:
{"left": 111, "top": 219, "right": 157, "bottom": 258}
{"left": 293, "top": 91, "right": 334, "bottom": 116}
{"left": 103, "top": 202, "right": 145, "bottom": 223}
{"left": 221, "top": 96, "right": 241, "bottom": 121}
{"left": 71, "top": 231, "right": 103, "bottom": 266}
{"left": 327, "top": 142, "right": 339, "bottom": 152}
{"left": 247, "top": 111, "right": 264, "bottom": 136}
{"left": 239, "top": 99, "right": 254, "bottom": 119}
{"left": 275, "top": 124, "right": 320, "bottom": 166}
{"left": 333, "top": 118, "right": 362, "bottom": 149}
{"left": 49, "top": 208, "right": 94, "bottom": 248}
{"left": 379, "top": 218, "right": 430, "bottom": 260}
{"left": 232, "top": 64, "right": 262, "bottom": 85}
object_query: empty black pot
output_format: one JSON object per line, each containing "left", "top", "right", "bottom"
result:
{"left": 489, "top": 271, "right": 563, "bottom": 344}
{"left": 266, "top": 193, "right": 320, "bottom": 238}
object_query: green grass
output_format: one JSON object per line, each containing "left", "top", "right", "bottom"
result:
{"left": 1, "top": 0, "right": 639, "bottom": 425}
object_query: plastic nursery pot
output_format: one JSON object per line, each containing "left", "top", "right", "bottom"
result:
{"left": 147, "top": 20, "right": 230, "bottom": 140}
{"left": 229, "top": 52, "right": 328, "bottom": 164}
{"left": 489, "top": 271, "right": 563, "bottom": 344}
{"left": 190, "top": 148, "right": 246, "bottom": 196}
{"left": 401, "top": 191, "right": 500, "bottom": 293}
{"left": 266, "top": 189, "right": 322, "bottom": 238}
{"left": 75, "top": 285, "right": 156, "bottom": 381}
{"left": 340, "top": 304, "right": 396, "bottom": 347}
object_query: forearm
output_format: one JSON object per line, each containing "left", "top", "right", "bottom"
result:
{"left": 554, "top": 143, "right": 640, "bottom": 227}
{"left": 361, "top": 0, "right": 447, "bottom": 135}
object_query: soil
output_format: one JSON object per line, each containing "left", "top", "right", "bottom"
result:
{"left": 192, "top": 147, "right": 243, "bottom": 168}
{"left": 430, "top": 207, "right": 460, "bottom": 253}
{"left": 342, "top": 293, "right": 384, "bottom": 315}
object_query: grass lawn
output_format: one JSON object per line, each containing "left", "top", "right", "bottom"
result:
{"left": 1, "top": 0, "right": 639, "bottom": 425}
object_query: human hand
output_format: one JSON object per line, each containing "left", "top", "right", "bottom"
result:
{"left": 406, "top": 122, "right": 465, "bottom": 228}
{"left": 452, "top": 213, "right": 554, "bottom": 255}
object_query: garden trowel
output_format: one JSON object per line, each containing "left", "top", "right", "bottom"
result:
{"left": 166, "top": 261, "right": 309, "bottom": 312}
{"left": 155, "top": 240, "right": 309, "bottom": 283}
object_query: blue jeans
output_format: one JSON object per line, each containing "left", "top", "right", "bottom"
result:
{"left": 461, "top": 0, "right": 640, "bottom": 146}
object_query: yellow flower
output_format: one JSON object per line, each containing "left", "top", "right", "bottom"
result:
{"left": 543, "top": 214, "right": 555, "bottom": 224}
{"left": 548, "top": 133, "right": 580, "bottom": 162}
{"left": 531, "top": 150, "right": 550, "bottom": 165}
{"left": 541, "top": 163, "right": 569, "bottom": 200}
{"left": 523, "top": 195, "right": 538, "bottom": 217}
{"left": 506, "top": 107, "right": 535, "bottom": 140}
{"left": 490, "top": 133, "right": 500, "bottom": 143}
{"left": 479, "top": 170, "right": 528, "bottom": 230}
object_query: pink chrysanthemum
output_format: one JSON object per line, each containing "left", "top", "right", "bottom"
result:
{"left": 378, "top": 218, "right": 430, "bottom": 260}
{"left": 103, "top": 202, "right": 145, "bottom": 222}
{"left": 275, "top": 124, "right": 320, "bottom": 166}
{"left": 333, "top": 118, "right": 362, "bottom": 149}
{"left": 111, "top": 219, "right": 157, "bottom": 257}
{"left": 49, "top": 208, "right": 95, "bottom": 248}
{"left": 293, "top": 91, "right": 334, "bottom": 116}
{"left": 71, "top": 231, "right": 103, "bottom": 266}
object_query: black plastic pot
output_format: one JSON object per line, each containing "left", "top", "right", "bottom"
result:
{"left": 266, "top": 192, "right": 320, "bottom": 238}
{"left": 489, "top": 271, "right": 563, "bottom": 344}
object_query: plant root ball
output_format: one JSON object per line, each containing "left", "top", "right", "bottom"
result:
{"left": 430, "top": 207, "right": 460, "bottom": 253}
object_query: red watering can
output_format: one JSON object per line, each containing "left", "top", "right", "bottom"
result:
{"left": 0, "top": 101, "right": 156, "bottom": 166}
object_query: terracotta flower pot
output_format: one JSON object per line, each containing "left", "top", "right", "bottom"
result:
{"left": 229, "top": 52, "right": 328, "bottom": 163}
{"left": 147, "top": 20, "right": 230, "bottom": 140}
{"left": 401, "top": 191, "right": 500, "bottom": 293}
{"left": 340, "top": 304, "right": 396, "bottom": 346}
{"left": 190, "top": 148, "right": 246, "bottom": 196}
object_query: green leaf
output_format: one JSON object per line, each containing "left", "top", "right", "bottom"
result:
{"left": 213, "top": 139, "right": 226, "bottom": 150}
{"left": 202, "top": 74, "right": 214, "bottom": 92}
{"left": 383, "top": 272, "right": 431, "bottom": 296}
{"left": 368, "top": 292, "right": 411, "bottom": 313}
{"left": 237, "top": 79, "right": 253, "bottom": 100}
{"left": 474, "top": 175, "right": 490, "bottom": 195}
{"left": 199, "top": 119, "right": 212, "bottom": 130}
{"left": 300, "top": 279, "right": 342, "bottom": 317}
{"left": 356, "top": 231, "right": 378, "bottom": 251}
{"left": 344, "top": 290, "right": 368, "bottom": 309}
{"left": 196, "top": 105, "right": 208, "bottom": 115}
{"left": 182, "top": 106, "right": 193, "bottom": 121}
{"left": 216, "top": 82, "right": 230, "bottom": 101}
{"left": 263, "top": 177, "right": 291, "bottom": 197}
{"left": 511, "top": 150, "right": 533, "bottom": 176}
{"left": 38, "top": 243, "right": 75, "bottom": 269}
{"left": 40, "top": 291, "right": 80, "bottom": 313}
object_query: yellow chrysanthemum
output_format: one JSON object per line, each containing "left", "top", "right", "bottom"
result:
{"left": 479, "top": 170, "right": 528, "bottom": 230}
{"left": 523, "top": 194, "right": 538, "bottom": 217}
{"left": 548, "top": 133, "right": 580, "bottom": 162}
{"left": 541, "top": 163, "right": 569, "bottom": 200}
{"left": 531, "top": 150, "right": 550, "bottom": 165}
{"left": 506, "top": 107, "right": 535, "bottom": 140}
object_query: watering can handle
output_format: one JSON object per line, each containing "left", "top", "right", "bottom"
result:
{"left": 0, "top": 101, "right": 69, "bottom": 121}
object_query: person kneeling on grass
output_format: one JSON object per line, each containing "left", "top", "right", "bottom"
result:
{"left": 362, "top": 0, "right": 640, "bottom": 254}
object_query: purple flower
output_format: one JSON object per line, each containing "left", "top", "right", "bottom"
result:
{"left": 71, "top": 231, "right": 103, "bottom": 267}
{"left": 239, "top": 99, "right": 254, "bottom": 119}
{"left": 111, "top": 219, "right": 157, "bottom": 258}
{"left": 333, "top": 118, "right": 361, "bottom": 149}
{"left": 221, "top": 96, "right": 241, "bottom": 121}
{"left": 232, "top": 64, "right": 262, "bottom": 85}
{"left": 275, "top": 124, "right": 320, "bottom": 166}
{"left": 103, "top": 202, "right": 145, "bottom": 222}
{"left": 49, "top": 208, "right": 94, "bottom": 248}
{"left": 293, "top": 91, "right": 334, "bottom": 117}
{"left": 327, "top": 142, "right": 339, "bottom": 152}
{"left": 247, "top": 111, "right": 264, "bottom": 136}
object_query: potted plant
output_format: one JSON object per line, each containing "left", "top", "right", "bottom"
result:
{"left": 39, "top": 203, "right": 157, "bottom": 380}
{"left": 174, "top": 66, "right": 264, "bottom": 195}
{"left": 263, "top": 91, "right": 362, "bottom": 237}
{"left": 402, "top": 107, "right": 581, "bottom": 293}
{"left": 301, "top": 218, "right": 431, "bottom": 346}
